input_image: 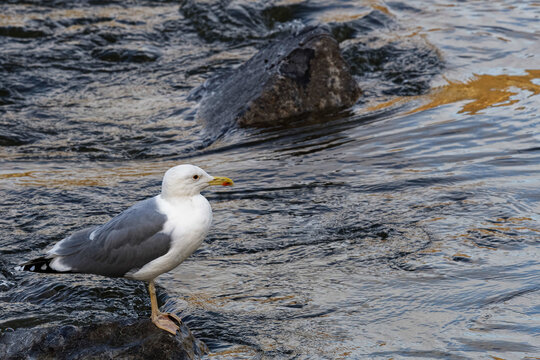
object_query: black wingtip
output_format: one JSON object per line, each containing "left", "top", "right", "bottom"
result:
{"left": 16, "top": 257, "right": 59, "bottom": 273}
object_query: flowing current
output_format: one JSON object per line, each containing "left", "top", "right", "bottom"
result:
{"left": 1, "top": 1, "right": 539, "bottom": 359}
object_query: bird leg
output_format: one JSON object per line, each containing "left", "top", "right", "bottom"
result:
{"left": 148, "top": 280, "right": 182, "bottom": 335}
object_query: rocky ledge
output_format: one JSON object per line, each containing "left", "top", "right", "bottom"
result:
{"left": 0, "top": 318, "right": 207, "bottom": 360}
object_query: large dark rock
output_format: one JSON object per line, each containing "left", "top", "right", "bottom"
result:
{"left": 0, "top": 318, "right": 208, "bottom": 360}
{"left": 197, "top": 26, "right": 361, "bottom": 131}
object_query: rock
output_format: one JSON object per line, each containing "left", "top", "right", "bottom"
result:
{"left": 0, "top": 318, "right": 208, "bottom": 360}
{"left": 91, "top": 46, "right": 161, "bottom": 63}
{"left": 197, "top": 26, "right": 361, "bottom": 131}
{"left": 0, "top": 26, "right": 51, "bottom": 39}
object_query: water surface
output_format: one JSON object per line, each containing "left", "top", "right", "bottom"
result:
{"left": 1, "top": 1, "right": 539, "bottom": 359}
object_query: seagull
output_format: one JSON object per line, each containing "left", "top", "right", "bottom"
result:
{"left": 17, "top": 164, "right": 233, "bottom": 335}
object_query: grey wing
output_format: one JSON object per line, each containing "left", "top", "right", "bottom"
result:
{"left": 50, "top": 197, "right": 172, "bottom": 277}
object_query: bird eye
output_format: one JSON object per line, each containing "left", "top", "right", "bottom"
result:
{"left": 192, "top": 175, "right": 199, "bottom": 180}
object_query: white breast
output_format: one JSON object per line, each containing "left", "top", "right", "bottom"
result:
{"left": 128, "top": 194, "right": 212, "bottom": 281}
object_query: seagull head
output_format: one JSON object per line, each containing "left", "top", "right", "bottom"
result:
{"left": 161, "top": 164, "right": 234, "bottom": 198}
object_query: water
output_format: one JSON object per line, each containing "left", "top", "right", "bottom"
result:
{"left": 1, "top": 0, "right": 539, "bottom": 359}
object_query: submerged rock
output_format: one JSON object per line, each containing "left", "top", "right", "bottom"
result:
{"left": 341, "top": 36, "right": 443, "bottom": 97}
{"left": 328, "top": 10, "right": 443, "bottom": 97}
{"left": 92, "top": 46, "right": 161, "bottom": 63}
{"left": 180, "top": 0, "right": 270, "bottom": 43}
{"left": 0, "top": 26, "right": 51, "bottom": 39}
{"left": 197, "top": 26, "right": 361, "bottom": 131}
{"left": 0, "top": 318, "right": 207, "bottom": 360}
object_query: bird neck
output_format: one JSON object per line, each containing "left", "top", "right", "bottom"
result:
{"left": 161, "top": 182, "right": 200, "bottom": 199}
{"left": 159, "top": 192, "right": 201, "bottom": 205}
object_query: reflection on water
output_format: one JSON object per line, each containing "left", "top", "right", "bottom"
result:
{"left": 1, "top": 0, "right": 539, "bottom": 359}
{"left": 369, "top": 70, "right": 540, "bottom": 115}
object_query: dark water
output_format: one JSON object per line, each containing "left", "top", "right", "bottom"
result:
{"left": 1, "top": 0, "right": 539, "bottom": 359}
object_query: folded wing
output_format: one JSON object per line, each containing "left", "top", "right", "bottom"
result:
{"left": 47, "top": 197, "right": 172, "bottom": 277}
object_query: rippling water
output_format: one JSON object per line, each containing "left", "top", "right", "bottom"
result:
{"left": 1, "top": 0, "right": 539, "bottom": 359}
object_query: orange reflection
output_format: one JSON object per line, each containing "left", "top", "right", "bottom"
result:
{"left": 495, "top": 217, "right": 533, "bottom": 223}
{"left": 1, "top": 162, "right": 173, "bottom": 188}
{"left": 1, "top": 159, "right": 235, "bottom": 188}
{"left": 185, "top": 292, "right": 225, "bottom": 310}
{"left": 208, "top": 345, "right": 256, "bottom": 358}
{"left": 415, "top": 70, "right": 540, "bottom": 114}
{"left": 369, "top": 70, "right": 540, "bottom": 115}
{"left": 371, "top": 4, "right": 391, "bottom": 15}
{"left": 320, "top": 12, "right": 370, "bottom": 23}
{"left": 365, "top": 0, "right": 392, "bottom": 15}
{"left": 0, "top": 171, "right": 35, "bottom": 179}
{"left": 319, "top": 0, "right": 391, "bottom": 22}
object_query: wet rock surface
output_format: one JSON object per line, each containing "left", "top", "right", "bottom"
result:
{"left": 0, "top": 318, "right": 208, "bottom": 360}
{"left": 196, "top": 26, "right": 361, "bottom": 131}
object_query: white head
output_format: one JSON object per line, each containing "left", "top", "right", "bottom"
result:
{"left": 161, "top": 164, "right": 233, "bottom": 199}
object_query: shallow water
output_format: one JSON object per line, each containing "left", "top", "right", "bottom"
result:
{"left": 1, "top": 0, "right": 539, "bottom": 359}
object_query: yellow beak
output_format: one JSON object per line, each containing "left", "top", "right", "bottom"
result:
{"left": 208, "top": 176, "right": 234, "bottom": 186}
